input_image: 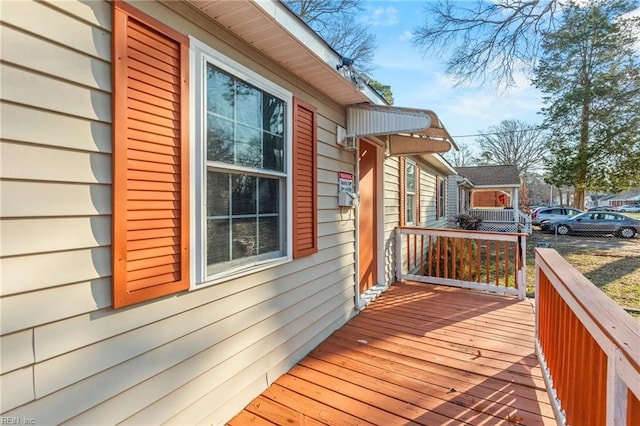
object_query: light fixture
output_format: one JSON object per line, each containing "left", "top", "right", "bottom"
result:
{"left": 336, "top": 56, "right": 354, "bottom": 71}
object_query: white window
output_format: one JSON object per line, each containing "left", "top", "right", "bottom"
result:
{"left": 437, "top": 177, "right": 446, "bottom": 219}
{"left": 406, "top": 160, "right": 417, "bottom": 225}
{"left": 191, "top": 39, "right": 292, "bottom": 285}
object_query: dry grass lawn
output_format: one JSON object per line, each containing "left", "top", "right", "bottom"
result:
{"left": 526, "top": 229, "right": 640, "bottom": 318}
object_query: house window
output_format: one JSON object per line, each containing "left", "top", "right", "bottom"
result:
{"left": 192, "top": 40, "right": 294, "bottom": 281}
{"left": 406, "top": 160, "right": 417, "bottom": 224}
{"left": 437, "top": 176, "right": 446, "bottom": 219}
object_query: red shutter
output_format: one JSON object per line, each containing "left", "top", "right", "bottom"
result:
{"left": 292, "top": 97, "right": 318, "bottom": 258}
{"left": 112, "top": 1, "right": 189, "bottom": 308}
{"left": 399, "top": 157, "right": 406, "bottom": 226}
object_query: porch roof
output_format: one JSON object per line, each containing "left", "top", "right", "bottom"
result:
{"left": 347, "top": 104, "right": 458, "bottom": 156}
{"left": 457, "top": 164, "right": 520, "bottom": 188}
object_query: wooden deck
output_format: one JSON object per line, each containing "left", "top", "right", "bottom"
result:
{"left": 227, "top": 281, "right": 556, "bottom": 425}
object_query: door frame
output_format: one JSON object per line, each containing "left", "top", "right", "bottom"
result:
{"left": 354, "top": 138, "right": 386, "bottom": 310}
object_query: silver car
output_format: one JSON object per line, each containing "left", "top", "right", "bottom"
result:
{"left": 532, "top": 207, "right": 583, "bottom": 226}
{"left": 545, "top": 212, "right": 640, "bottom": 238}
{"left": 616, "top": 204, "right": 640, "bottom": 213}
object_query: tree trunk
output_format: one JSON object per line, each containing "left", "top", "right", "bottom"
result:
{"left": 573, "top": 188, "right": 585, "bottom": 210}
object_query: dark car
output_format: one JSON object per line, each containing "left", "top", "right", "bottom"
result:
{"left": 587, "top": 206, "right": 615, "bottom": 212}
{"left": 543, "top": 211, "right": 640, "bottom": 238}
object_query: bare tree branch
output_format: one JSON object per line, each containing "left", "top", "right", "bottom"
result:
{"left": 412, "top": 0, "right": 560, "bottom": 88}
{"left": 443, "top": 142, "right": 476, "bottom": 167}
{"left": 474, "top": 119, "right": 548, "bottom": 176}
{"left": 284, "top": 0, "right": 378, "bottom": 73}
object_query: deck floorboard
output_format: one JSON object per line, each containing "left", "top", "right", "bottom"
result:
{"left": 228, "top": 281, "right": 556, "bottom": 425}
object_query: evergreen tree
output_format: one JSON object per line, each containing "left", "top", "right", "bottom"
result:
{"left": 534, "top": 0, "right": 640, "bottom": 208}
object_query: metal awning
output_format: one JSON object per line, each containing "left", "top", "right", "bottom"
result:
{"left": 346, "top": 104, "right": 457, "bottom": 156}
{"left": 387, "top": 135, "right": 450, "bottom": 155}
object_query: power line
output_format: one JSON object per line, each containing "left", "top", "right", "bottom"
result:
{"left": 452, "top": 125, "right": 548, "bottom": 139}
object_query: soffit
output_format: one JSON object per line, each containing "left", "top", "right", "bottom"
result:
{"left": 185, "top": 0, "right": 371, "bottom": 106}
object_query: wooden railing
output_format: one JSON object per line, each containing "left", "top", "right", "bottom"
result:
{"left": 535, "top": 248, "right": 640, "bottom": 425}
{"left": 467, "top": 208, "right": 532, "bottom": 234}
{"left": 395, "top": 227, "right": 527, "bottom": 299}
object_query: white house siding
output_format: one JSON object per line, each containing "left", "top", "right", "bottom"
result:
{"left": 0, "top": 1, "right": 357, "bottom": 424}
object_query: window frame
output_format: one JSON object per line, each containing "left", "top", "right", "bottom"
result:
{"left": 437, "top": 176, "right": 446, "bottom": 219}
{"left": 405, "top": 159, "right": 417, "bottom": 225}
{"left": 190, "top": 37, "right": 293, "bottom": 288}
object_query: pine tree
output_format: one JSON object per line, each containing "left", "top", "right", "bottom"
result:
{"left": 534, "top": 0, "right": 640, "bottom": 208}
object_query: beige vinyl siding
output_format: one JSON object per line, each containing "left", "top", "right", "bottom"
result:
{"left": 383, "top": 156, "right": 401, "bottom": 285}
{"left": 1, "top": 216, "right": 111, "bottom": 258}
{"left": 0, "top": 330, "right": 34, "bottom": 375}
{"left": 1, "top": 103, "right": 112, "bottom": 152}
{"left": 447, "top": 175, "right": 461, "bottom": 227}
{"left": 0, "top": 1, "right": 356, "bottom": 423}
{"left": 0, "top": 0, "right": 111, "bottom": 60}
{"left": 0, "top": 367, "right": 34, "bottom": 412}
{"left": 418, "top": 163, "right": 446, "bottom": 228}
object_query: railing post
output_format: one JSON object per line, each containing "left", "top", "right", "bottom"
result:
{"left": 535, "top": 248, "right": 640, "bottom": 426}
{"left": 517, "top": 235, "right": 526, "bottom": 300}
{"left": 395, "top": 227, "right": 402, "bottom": 281}
{"left": 606, "top": 347, "right": 628, "bottom": 425}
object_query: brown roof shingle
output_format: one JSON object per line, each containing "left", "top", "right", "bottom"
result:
{"left": 456, "top": 165, "right": 520, "bottom": 186}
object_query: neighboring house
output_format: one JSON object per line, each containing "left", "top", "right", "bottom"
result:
{"left": 606, "top": 187, "right": 640, "bottom": 208}
{"left": 0, "top": 0, "right": 456, "bottom": 423}
{"left": 586, "top": 188, "right": 639, "bottom": 209}
{"left": 450, "top": 165, "right": 531, "bottom": 232}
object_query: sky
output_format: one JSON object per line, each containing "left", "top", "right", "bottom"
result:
{"left": 358, "top": 1, "right": 545, "bottom": 147}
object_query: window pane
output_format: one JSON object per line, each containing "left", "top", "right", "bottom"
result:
{"left": 407, "top": 194, "right": 415, "bottom": 223}
{"left": 259, "top": 178, "right": 279, "bottom": 214}
{"left": 236, "top": 124, "right": 262, "bottom": 168}
{"left": 263, "top": 133, "right": 283, "bottom": 172}
{"left": 406, "top": 162, "right": 416, "bottom": 192}
{"left": 207, "top": 116, "right": 233, "bottom": 163}
{"left": 232, "top": 218, "right": 257, "bottom": 260}
{"left": 259, "top": 217, "right": 279, "bottom": 253}
{"left": 263, "top": 94, "right": 285, "bottom": 137}
{"left": 207, "top": 219, "right": 230, "bottom": 265}
{"left": 207, "top": 171, "right": 230, "bottom": 216}
{"left": 206, "top": 65, "right": 233, "bottom": 119}
{"left": 236, "top": 81, "right": 261, "bottom": 127}
{"left": 231, "top": 175, "right": 256, "bottom": 215}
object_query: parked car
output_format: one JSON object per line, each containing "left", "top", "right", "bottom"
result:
{"left": 587, "top": 206, "right": 615, "bottom": 212}
{"left": 615, "top": 204, "right": 640, "bottom": 213}
{"left": 532, "top": 207, "right": 583, "bottom": 226}
{"left": 542, "top": 212, "right": 640, "bottom": 238}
